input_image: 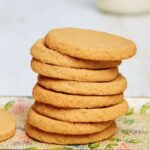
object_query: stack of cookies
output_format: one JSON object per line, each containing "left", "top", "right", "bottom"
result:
{"left": 25, "top": 28, "right": 136, "bottom": 144}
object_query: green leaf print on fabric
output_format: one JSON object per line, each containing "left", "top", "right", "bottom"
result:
{"left": 49, "top": 147, "right": 73, "bottom": 150}
{"left": 104, "top": 143, "right": 118, "bottom": 150}
{"left": 4, "top": 100, "right": 15, "bottom": 110}
{"left": 88, "top": 142, "right": 100, "bottom": 149}
{"left": 26, "top": 147, "right": 39, "bottom": 150}
{"left": 104, "top": 138, "right": 121, "bottom": 150}
{"left": 110, "top": 137, "right": 121, "bottom": 142}
{"left": 123, "top": 118, "right": 134, "bottom": 125}
{"left": 125, "top": 138, "right": 142, "bottom": 144}
{"left": 126, "top": 108, "right": 134, "bottom": 115}
{"left": 121, "top": 129, "right": 129, "bottom": 135}
{"left": 140, "top": 103, "right": 150, "bottom": 114}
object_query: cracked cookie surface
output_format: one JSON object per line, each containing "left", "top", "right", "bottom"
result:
{"left": 31, "top": 58, "right": 118, "bottom": 82}
{"left": 33, "top": 100, "right": 128, "bottom": 122}
{"left": 27, "top": 107, "right": 112, "bottom": 135}
{"left": 33, "top": 84, "right": 124, "bottom": 108}
{"left": 25, "top": 122, "right": 117, "bottom": 144}
{"left": 45, "top": 28, "right": 136, "bottom": 61}
{"left": 31, "top": 39, "right": 121, "bottom": 69}
{"left": 38, "top": 74, "right": 127, "bottom": 95}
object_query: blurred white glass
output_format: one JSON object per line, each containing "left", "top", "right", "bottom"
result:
{"left": 97, "top": 0, "right": 150, "bottom": 14}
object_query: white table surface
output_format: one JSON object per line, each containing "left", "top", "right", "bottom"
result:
{"left": 0, "top": 0, "right": 150, "bottom": 97}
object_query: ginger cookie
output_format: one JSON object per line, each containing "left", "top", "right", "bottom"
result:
{"left": 33, "top": 100, "right": 128, "bottom": 122}
{"left": 25, "top": 122, "right": 117, "bottom": 144}
{"left": 45, "top": 28, "right": 136, "bottom": 61}
{"left": 0, "top": 108, "right": 16, "bottom": 142}
{"left": 31, "top": 39, "right": 121, "bottom": 69}
{"left": 31, "top": 58, "right": 118, "bottom": 82}
{"left": 38, "top": 74, "right": 127, "bottom": 95}
{"left": 33, "top": 84, "right": 123, "bottom": 108}
{"left": 27, "top": 107, "right": 112, "bottom": 135}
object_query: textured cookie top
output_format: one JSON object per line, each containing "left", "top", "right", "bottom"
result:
{"left": 31, "top": 58, "right": 119, "bottom": 82}
{"left": 31, "top": 39, "right": 121, "bottom": 69}
{"left": 38, "top": 74, "right": 127, "bottom": 96}
{"left": 25, "top": 122, "right": 117, "bottom": 145}
{"left": 33, "top": 84, "right": 123, "bottom": 108}
{"left": 0, "top": 109, "right": 16, "bottom": 141}
{"left": 27, "top": 107, "right": 112, "bottom": 135}
{"left": 45, "top": 28, "right": 136, "bottom": 61}
{"left": 33, "top": 100, "right": 128, "bottom": 122}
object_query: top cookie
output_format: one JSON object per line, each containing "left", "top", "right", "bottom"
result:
{"left": 45, "top": 28, "right": 136, "bottom": 61}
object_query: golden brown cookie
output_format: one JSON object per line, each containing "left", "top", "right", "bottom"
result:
{"left": 45, "top": 28, "right": 136, "bottom": 61}
{"left": 27, "top": 107, "right": 112, "bottom": 135}
{"left": 31, "top": 58, "right": 118, "bottom": 82}
{"left": 38, "top": 74, "right": 127, "bottom": 95}
{"left": 33, "top": 100, "right": 128, "bottom": 122}
{"left": 31, "top": 39, "right": 121, "bottom": 69}
{"left": 0, "top": 108, "right": 16, "bottom": 142}
{"left": 33, "top": 84, "right": 124, "bottom": 108}
{"left": 25, "top": 122, "right": 117, "bottom": 144}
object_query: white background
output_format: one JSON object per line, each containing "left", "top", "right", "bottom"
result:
{"left": 0, "top": 0, "right": 150, "bottom": 96}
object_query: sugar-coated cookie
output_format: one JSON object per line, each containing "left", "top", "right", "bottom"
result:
{"left": 31, "top": 39, "right": 121, "bottom": 69}
{"left": 27, "top": 107, "right": 112, "bottom": 135}
{"left": 33, "top": 84, "right": 124, "bottom": 108}
{"left": 31, "top": 58, "right": 118, "bottom": 82}
{"left": 38, "top": 74, "right": 127, "bottom": 95}
{"left": 45, "top": 28, "right": 136, "bottom": 61}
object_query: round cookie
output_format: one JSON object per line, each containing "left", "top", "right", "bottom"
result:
{"left": 0, "top": 108, "right": 16, "bottom": 142}
{"left": 25, "top": 122, "right": 117, "bottom": 145}
{"left": 33, "top": 84, "right": 124, "bottom": 108}
{"left": 27, "top": 107, "right": 112, "bottom": 135}
{"left": 33, "top": 100, "right": 128, "bottom": 122}
{"left": 31, "top": 39, "right": 121, "bottom": 69}
{"left": 38, "top": 74, "right": 127, "bottom": 95}
{"left": 31, "top": 58, "right": 118, "bottom": 82}
{"left": 45, "top": 28, "right": 136, "bottom": 61}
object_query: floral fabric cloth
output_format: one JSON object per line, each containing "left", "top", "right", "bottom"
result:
{"left": 0, "top": 97, "right": 150, "bottom": 150}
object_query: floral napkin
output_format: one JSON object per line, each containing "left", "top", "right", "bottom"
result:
{"left": 0, "top": 97, "right": 150, "bottom": 150}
